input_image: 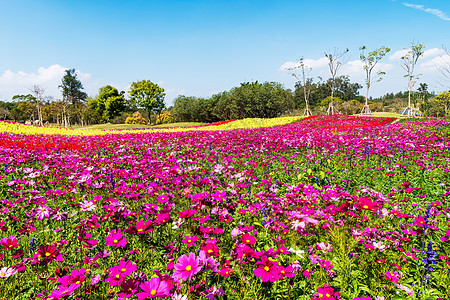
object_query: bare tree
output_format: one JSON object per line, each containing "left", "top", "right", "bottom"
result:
{"left": 359, "top": 46, "right": 390, "bottom": 115}
{"left": 287, "top": 57, "right": 313, "bottom": 116}
{"left": 325, "top": 48, "right": 349, "bottom": 115}
{"left": 400, "top": 42, "right": 425, "bottom": 117}
{"left": 30, "top": 85, "right": 44, "bottom": 126}
{"left": 436, "top": 46, "right": 450, "bottom": 88}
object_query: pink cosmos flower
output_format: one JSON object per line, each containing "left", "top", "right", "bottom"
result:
{"left": 384, "top": 271, "right": 400, "bottom": 283}
{"left": 35, "top": 205, "right": 51, "bottom": 220}
{"left": 0, "top": 236, "right": 19, "bottom": 249}
{"left": 199, "top": 250, "right": 220, "bottom": 272}
{"left": 441, "top": 230, "right": 450, "bottom": 242}
{"left": 220, "top": 266, "right": 232, "bottom": 278}
{"left": 107, "top": 260, "right": 137, "bottom": 286}
{"left": 136, "top": 277, "right": 170, "bottom": 299}
{"left": 105, "top": 229, "right": 127, "bottom": 248}
{"left": 173, "top": 252, "right": 202, "bottom": 281}
{"left": 241, "top": 233, "right": 257, "bottom": 245}
{"left": 154, "top": 213, "right": 171, "bottom": 225}
{"left": 178, "top": 209, "right": 197, "bottom": 219}
{"left": 313, "top": 285, "right": 340, "bottom": 299}
{"left": 136, "top": 219, "right": 153, "bottom": 234}
{"left": 49, "top": 283, "right": 80, "bottom": 298}
{"left": 58, "top": 268, "right": 86, "bottom": 287}
{"left": 319, "top": 259, "right": 334, "bottom": 270}
{"left": 254, "top": 255, "right": 279, "bottom": 282}
{"left": 413, "top": 216, "right": 427, "bottom": 227}
{"left": 278, "top": 265, "right": 295, "bottom": 279}
{"left": 357, "top": 197, "right": 380, "bottom": 211}
{"left": 80, "top": 200, "right": 96, "bottom": 212}
{"left": 118, "top": 278, "right": 139, "bottom": 298}
{"left": 182, "top": 235, "right": 198, "bottom": 247}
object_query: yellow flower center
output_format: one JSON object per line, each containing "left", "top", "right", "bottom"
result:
{"left": 113, "top": 239, "right": 118, "bottom": 243}
{"left": 281, "top": 270, "right": 285, "bottom": 274}
{"left": 76, "top": 280, "right": 80, "bottom": 284}
{"left": 363, "top": 205, "right": 369, "bottom": 209}
{"left": 264, "top": 266, "right": 270, "bottom": 271}
{"left": 0, "top": 272, "right": 5, "bottom": 276}
{"left": 116, "top": 274, "right": 120, "bottom": 279}
{"left": 151, "top": 289, "right": 157, "bottom": 295}
{"left": 121, "top": 268, "right": 126, "bottom": 272}
{"left": 45, "top": 252, "right": 51, "bottom": 257}
{"left": 138, "top": 228, "right": 143, "bottom": 232}
{"left": 186, "top": 265, "right": 192, "bottom": 271}
{"left": 326, "top": 294, "right": 331, "bottom": 297}
{"left": 246, "top": 239, "right": 250, "bottom": 243}
{"left": 208, "top": 249, "right": 212, "bottom": 253}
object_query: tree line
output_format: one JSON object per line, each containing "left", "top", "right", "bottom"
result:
{"left": 3, "top": 42, "right": 450, "bottom": 125}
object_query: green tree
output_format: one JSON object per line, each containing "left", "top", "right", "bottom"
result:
{"left": 59, "top": 69, "right": 87, "bottom": 105}
{"left": 434, "top": 91, "right": 450, "bottom": 116}
{"left": 58, "top": 68, "right": 88, "bottom": 127}
{"left": 359, "top": 46, "right": 390, "bottom": 114}
{"left": 92, "top": 85, "right": 127, "bottom": 122}
{"left": 129, "top": 80, "right": 165, "bottom": 123}
{"left": 400, "top": 42, "right": 425, "bottom": 117}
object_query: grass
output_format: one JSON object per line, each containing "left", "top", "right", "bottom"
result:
{"left": 354, "top": 112, "right": 404, "bottom": 118}
{"left": 72, "top": 122, "right": 205, "bottom": 130}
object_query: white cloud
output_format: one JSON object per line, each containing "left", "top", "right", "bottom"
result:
{"left": 420, "top": 54, "right": 450, "bottom": 70}
{"left": 402, "top": 3, "right": 450, "bottom": 21}
{"left": 422, "top": 48, "right": 445, "bottom": 59}
{"left": 389, "top": 49, "right": 409, "bottom": 60}
{"left": 0, "top": 64, "right": 98, "bottom": 101}
{"left": 279, "top": 57, "right": 329, "bottom": 71}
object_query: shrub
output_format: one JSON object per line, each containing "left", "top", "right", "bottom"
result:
{"left": 125, "top": 112, "right": 148, "bottom": 125}
{"left": 156, "top": 111, "right": 176, "bottom": 125}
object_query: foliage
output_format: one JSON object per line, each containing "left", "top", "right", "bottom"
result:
{"left": 129, "top": 80, "right": 166, "bottom": 117}
{"left": 125, "top": 111, "right": 148, "bottom": 125}
{"left": 155, "top": 110, "right": 176, "bottom": 125}
{"left": 58, "top": 68, "right": 87, "bottom": 105}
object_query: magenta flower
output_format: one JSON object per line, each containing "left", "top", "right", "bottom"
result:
{"left": 49, "top": 283, "right": 80, "bottom": 298}
{"left": 105, "top": 229, "right": 127, "bottom": 248}
{"left": 313, "top": 285, "right": 340, "bottom": 299}
{"left": 318, "top": 259, "right": 334, "bottom": 270}
{"left": 384, "top": 271, "right": 400, "bottom": 283}
{"left": 0, "top": 236, "right": 19, "bottom": 249}
{"left": 136, "top": 219, "right": 153, "bottom": 234}
{"left": 136, "top": 277, "right": 170, "bottom": 299}
{"left": 278, "top": 265, "right": 295, "bottom": 279}
{"left": 241, "top": 233, "right": 257, "bottom": 245}
{"left": 173, "top": 252, "right": 202, "bottom": 281}
{"left": 254, "top": 256, "right": 279, "bottom": 282}
{"left": 357, "top": 197, "right": 380, "bottom": 211}
{"left": 107, "top": 260, "right": 137, "bottom": 286}
{"left": 441, "top": 230, "right": 450, "bottom": 242}
{"left": 182, "top": 235, "right": 198, "bottom": 247}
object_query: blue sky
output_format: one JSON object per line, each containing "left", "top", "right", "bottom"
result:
{"left": 1, "top": 0, "right": 450, "bottom": 105}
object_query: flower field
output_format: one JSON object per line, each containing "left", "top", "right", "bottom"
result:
{"left": 0, "top": 115, "right": 449, "bottom": 300}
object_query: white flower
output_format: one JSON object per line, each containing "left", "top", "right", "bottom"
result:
{"left": 0, "top": 267, "right": 16, "bottom": 278}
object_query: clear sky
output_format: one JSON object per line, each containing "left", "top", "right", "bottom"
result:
{"left": 1, "top": 0, "right": 450, "bottom": 105}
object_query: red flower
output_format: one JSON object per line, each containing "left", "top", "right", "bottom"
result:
{"left": 38, "top": 245, "right": 62, "bottom": 264}
{"left": 201, "top": 243, "right": 220, "bottom": 257}
{"left": 0, "top": 236, "right": 19, "bottom": 249}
